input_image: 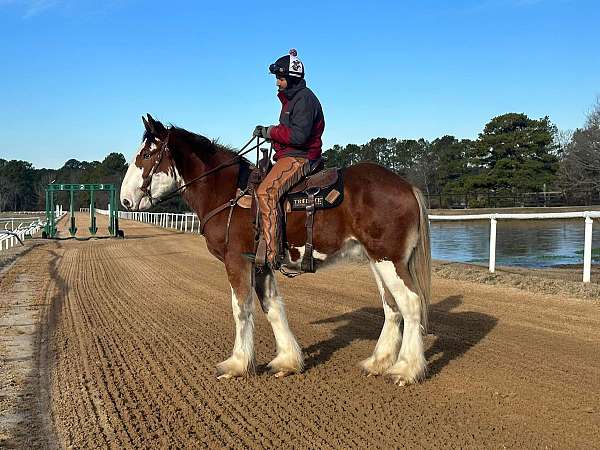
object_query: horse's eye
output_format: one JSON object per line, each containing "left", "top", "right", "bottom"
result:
{"left": 143, "top": 152, "right": 151, "bottom": 160}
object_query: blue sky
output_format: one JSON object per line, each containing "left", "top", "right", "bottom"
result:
{"left": 0, "top": 0, "right": 598, "bottom": 169}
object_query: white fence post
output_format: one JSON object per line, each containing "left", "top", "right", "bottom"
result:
{"left": 583, "top": 216, "right": 593, "bottom": 283}
{"left": 489, "top": 216, "right": 497, "bottom": 273}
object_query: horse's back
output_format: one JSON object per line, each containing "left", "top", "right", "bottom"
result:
{"left": 341, "top": 162, "right": 420, "bottom": 217}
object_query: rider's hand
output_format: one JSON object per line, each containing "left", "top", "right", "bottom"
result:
{"left": 253, "top": 125, "right": 270, "bottom": 140}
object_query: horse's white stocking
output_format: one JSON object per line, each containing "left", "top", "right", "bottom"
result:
{"left": 372, "top": 260, "right": 426, "bottom": 385}
{"left": 216, "top": 286, "right": 255, "bottom": 379}
{"left": 256, "top": 271, "right": 303, "bottom": 376}
{"left": 360, "top": 262, "right": 402, "bottom": 375}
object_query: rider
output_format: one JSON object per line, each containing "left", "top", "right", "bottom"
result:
{"left": 252, "top": 49, "right": 325, "bottom": 269}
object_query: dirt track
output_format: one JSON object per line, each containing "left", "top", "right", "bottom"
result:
{"left": 2, "top": 213, "right": 600, "bottom": 448}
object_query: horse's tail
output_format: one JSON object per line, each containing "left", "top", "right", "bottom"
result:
{"left": 408, "top": 186, "right": 432, "bottom": 334}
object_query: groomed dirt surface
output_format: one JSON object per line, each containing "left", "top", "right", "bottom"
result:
{"left": 3, "top": 213, "right": 600, "bottom": 448}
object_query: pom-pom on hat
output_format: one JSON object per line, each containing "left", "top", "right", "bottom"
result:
{"left": 269, "top": 49, "right": 305, "bottom": 79}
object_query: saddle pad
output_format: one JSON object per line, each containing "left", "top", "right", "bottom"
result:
{"left": 285, "top": 169, "right": 344, "bottom": 212}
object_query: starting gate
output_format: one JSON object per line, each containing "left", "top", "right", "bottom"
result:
{"left": 44, "top": 183, "right": 121, "bottom": 238}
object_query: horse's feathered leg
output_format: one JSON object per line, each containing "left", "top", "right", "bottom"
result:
{"left": 216, "top": 260, "right": 255, "bottom": 379}
{"left": 371, "top": 260, "right": 427, "bottom": 385}
{"left": 360, "top": 262, "right": 402, "bottom": 376}
{"left": 255, "top": 269, "right": 304, "bottom": 376}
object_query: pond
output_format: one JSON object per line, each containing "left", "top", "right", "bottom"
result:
{"left": 430, "top": 219, "right": 600, "bottom": 267}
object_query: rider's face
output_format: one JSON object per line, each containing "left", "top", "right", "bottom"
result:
{"left": 276, "top": 76, "right": 287, "bottom": 91}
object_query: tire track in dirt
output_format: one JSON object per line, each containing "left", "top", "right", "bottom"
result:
{"left": 24, "top": 213, "right": 599, "bottom": 448}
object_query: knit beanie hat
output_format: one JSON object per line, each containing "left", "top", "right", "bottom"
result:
{"left": 269, "top": 49, "right": 305, "bottom": 80}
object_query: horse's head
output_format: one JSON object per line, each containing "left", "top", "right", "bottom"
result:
{"left": 120, "top": 114, "right": 180, "bottom": 211}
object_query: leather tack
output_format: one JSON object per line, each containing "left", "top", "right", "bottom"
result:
{"left": 325, "top": 189, "right": 340, "bottom": 204}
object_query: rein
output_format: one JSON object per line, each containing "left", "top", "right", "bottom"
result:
{"left": 143, "top": 134, "right": 264, "bottom": 207}
{"left": 140, "top": 133, "right": 265, "bottom": 239}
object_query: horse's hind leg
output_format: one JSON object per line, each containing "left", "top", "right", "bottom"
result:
{"left": 255, "top": 269, "right": 304, "bottom": 377}
{"left": 360, "top": 262, "right": 402, "bottom": 376}
{"left": 216, "top": 262, "right": 255, "bottom": 379}
{"left": 372, "top": 260, "right": 426, "bottom": 385}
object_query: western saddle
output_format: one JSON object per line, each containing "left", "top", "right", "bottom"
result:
{"left": 237, "top": 150, "right": 344, "bottom": 274}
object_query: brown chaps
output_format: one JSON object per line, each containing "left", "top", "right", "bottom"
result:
{"left": 256, "top": 156, "right": 311, "bottom": 265}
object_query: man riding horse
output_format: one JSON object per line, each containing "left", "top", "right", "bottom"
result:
{"left": 120, "top": 51, "right": 431, "bottom": 384}
{"left": 251, "top": 49, "right": 325, "bottom": 270}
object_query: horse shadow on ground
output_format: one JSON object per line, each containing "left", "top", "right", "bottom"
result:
{"left": 303, "top": 295, "right": 497, "bottom": 378}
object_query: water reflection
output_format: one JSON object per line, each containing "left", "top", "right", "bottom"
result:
{"left": 430, "top": 219, "right": 599, "bottom": 267}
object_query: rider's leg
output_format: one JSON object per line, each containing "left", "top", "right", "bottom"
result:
{"left": 255, "top": 156, "right": 310, "bottom": 267}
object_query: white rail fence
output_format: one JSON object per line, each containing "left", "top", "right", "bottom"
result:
{"left": 430, "top": 211, "right": 600, "bottom": 283}
{"left": 95, "top": 209, "right": 202, "bottom": 234}
{"left": 0, "top": 205, "right": 65, "bottom": 252}
{"left": 101, "top": 209, "right": 599, "bottom": 283}
{"left": 0, "top": 213, "right": 58, "bottom": 252}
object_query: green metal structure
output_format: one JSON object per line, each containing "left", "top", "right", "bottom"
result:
{"left": 44, "top": 183, "right": 120, "bottom": 239}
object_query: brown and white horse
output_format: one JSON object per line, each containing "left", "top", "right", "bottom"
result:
{"left": 120, "top": 114, "right": 431, "bottom": 385}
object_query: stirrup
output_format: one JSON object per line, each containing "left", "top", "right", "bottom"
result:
{"left": 254, "top": 238, "right": 267, "bottom": 268}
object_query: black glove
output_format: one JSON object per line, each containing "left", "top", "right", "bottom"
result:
{"left": 253, "top": 125, "right": 270, "bottom": 139}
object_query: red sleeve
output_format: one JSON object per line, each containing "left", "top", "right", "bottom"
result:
{"left": 268, "top": 124, "right": 291, "bottom": 145}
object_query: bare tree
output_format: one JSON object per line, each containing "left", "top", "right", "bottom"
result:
{"left": 559, "top": 96, "right": 600, "bottom": 191}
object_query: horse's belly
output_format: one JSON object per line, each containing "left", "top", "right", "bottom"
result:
{"left": 283, "top": 238, "right": 366, "bottom": 271}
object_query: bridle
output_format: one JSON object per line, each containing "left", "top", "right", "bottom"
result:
{"left": 140, "top": 130, "right": 173, "bottom": 206}
{"left": 138, "top": 130, "right": 264, "bottom": 212}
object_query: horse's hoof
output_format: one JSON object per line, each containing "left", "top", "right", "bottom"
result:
{"left": 393, "top": 377, "right": 407, "bottom": 386}
{"left": 273, "top": 370, "right": 291, "bottom": 378}
{"left": 217, "top": 373, "right": 234, "bottom": 380}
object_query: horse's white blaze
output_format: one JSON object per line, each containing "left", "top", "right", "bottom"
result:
{"left": 261, "top": 272, "right": 303, "bottom": 372}
{"left": 120, "top": 141, "right": 147, "bottom": 209}
{"left": 226, "top": 286, "right": 255, "bottom": 373}
{"left": 371, "top": 260, "right": 426, "bottom": 383}
{"left": 120, "top": 140, "right": 179, "bottom": 211}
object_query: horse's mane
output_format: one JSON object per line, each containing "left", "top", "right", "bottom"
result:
{"left": 169, "top": 126, "right": 242, "bottom": 160}
{"left": 143, "top": 125, "right": 242, "bottom": 160}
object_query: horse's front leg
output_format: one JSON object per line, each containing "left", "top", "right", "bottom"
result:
{"left": 255, "top": 269, "right": 304, "bottom": 377}
{"left": 216, "top": 259, "right": 255, "bottom": 379}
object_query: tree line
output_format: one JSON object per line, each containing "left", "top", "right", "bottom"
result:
{"left": 1, "top": 98, "right": 599, "bottom": 212}
{"left": 0, "top": 153, "right": 129, "bottom": 212}
{"left": 0, "top": 151, "right": 188, "bottom": 213}
{"left": 322, "top": 98, "right": 600, "bottom": 206}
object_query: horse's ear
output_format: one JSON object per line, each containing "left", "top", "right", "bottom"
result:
{"left": 145, "top": 113, "right": 168, "bottom": 139}
{"left": 142, "top": 115, "right": 151, "bottom": 133}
